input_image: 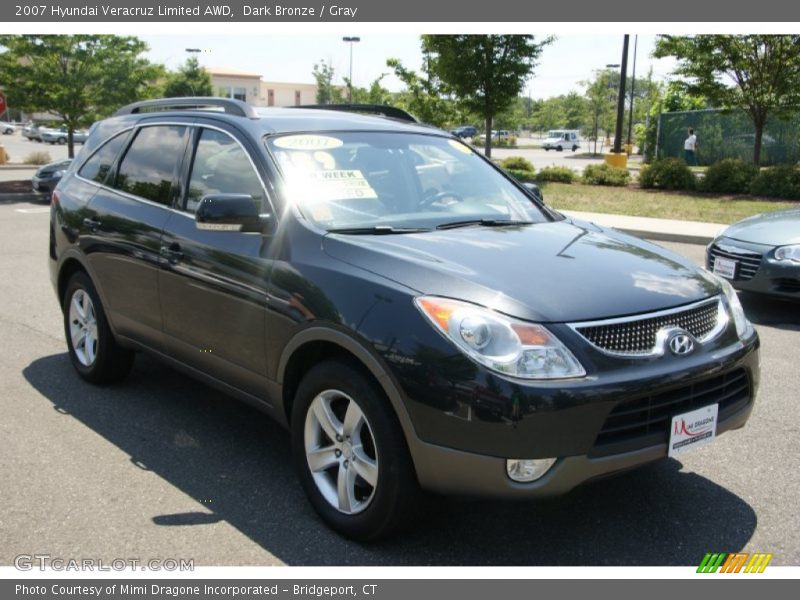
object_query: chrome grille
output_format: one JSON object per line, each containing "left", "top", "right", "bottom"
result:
{"left": 572, "top": 298, "right": 723, "bottom": 356}
{"left": 707, "top": 243, "right": 762, "bottom": 281}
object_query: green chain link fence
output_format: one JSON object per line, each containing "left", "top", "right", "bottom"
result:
{"left": 655, "top": 108, "right": 800, "bottom": 166}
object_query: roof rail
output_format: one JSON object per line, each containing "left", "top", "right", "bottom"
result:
{"left": 114, "top": 97, "right": 258, "bottom": 118}
{"left": 291, "top": 104, "right": 418, "bottom": 123}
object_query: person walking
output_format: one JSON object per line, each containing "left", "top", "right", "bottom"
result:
{"left": 684, "top": 128, "right": 698, "bottom": 166}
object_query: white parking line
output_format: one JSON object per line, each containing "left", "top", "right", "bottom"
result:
{"left": 15, "top": 207, "right": 50, "bottom": 214}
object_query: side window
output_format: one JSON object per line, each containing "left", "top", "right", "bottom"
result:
{"left": 78, "top": 131, "right": 130, "bottom": 185}
{"left": 185, "top": 128, "right": 265, "bottom": 214}
{"left": 114, "top": 125, "right": 187, "bottom": 205}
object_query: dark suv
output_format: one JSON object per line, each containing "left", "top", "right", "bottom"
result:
{"left": 49, "top": 98, "right": 759, "bottom": 540}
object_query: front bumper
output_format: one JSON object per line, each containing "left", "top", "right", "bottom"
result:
{"left": 708, "top": 237, "right": 800, "bottom": 301}
{"left": 32, "top": 176, "right": 57, "bottom": 194}
{"left": 400, "top": 327, "right": 759, "bottom": 498}
{"left": 411, "top": 387, "right": 753, "bottom": 498}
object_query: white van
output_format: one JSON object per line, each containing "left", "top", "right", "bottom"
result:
{"left": 543, "top": 130, "right": 581, "bottom": 152}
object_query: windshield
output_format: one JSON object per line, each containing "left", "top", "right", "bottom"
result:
{"left": 266, "top": 132, "right": 548, "bottom": 231}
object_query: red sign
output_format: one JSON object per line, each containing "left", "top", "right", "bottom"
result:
{"left": 0, "top": 92, "right": 6, "bottom": 115}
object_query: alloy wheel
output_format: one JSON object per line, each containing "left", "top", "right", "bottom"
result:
{"left": 68, "top": 289, "right": 98, "bottom": 367}
{"left": 304, "top": 389, "right": 379, "bottom": 515}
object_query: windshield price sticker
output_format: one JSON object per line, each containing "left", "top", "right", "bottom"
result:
{"left": 273, "top": 135, "right": 344, "bottom": 150}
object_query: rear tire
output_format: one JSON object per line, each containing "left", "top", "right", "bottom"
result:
{"left": 63, "top": 272, "right": 134, "bottom": 384}
{"left": 291, "top": 360, "right": 422, "bottom": 540}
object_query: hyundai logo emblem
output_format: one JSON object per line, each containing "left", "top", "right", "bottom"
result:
{"left": 668, "top": 332, "right": 695, "bottom": 356}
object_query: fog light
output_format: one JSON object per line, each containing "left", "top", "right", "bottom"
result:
{"left": 506, "top": 458, "right": 557, "bottom": 482}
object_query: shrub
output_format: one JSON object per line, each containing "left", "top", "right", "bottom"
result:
{"left": 582, "top": 163, "right": 631, "bottom": 187}
{"left": 749, "top": 165, "right": 800, "bottom": 199}
{"left": 639, "top": 157, "right": 696, "bottom": 190}
{"left": 23, "top": 151, "right": 52, "bottom": 165}
{"left": 499, "top": 156, "right": 534, "bottom": 172}
{"left": 504, "top": 168, "right": 536, "bottom": 183}
{"left": 700, "top": 159, "right": 759, "bottom": 194}
{"left": 494, "top": 136, "right": 517, "bottom": 148}
{"left": 535, "top": 166, "right": 577, "bottom": 183}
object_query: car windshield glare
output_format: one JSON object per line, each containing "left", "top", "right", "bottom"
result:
{"left": 266, "top": 131, "right": 548, "bottom": 231}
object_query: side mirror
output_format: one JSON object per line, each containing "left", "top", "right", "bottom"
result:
{"left": 195, "top": 194, "right": 275, "bottom": 234}
{"left": 522, "top": 182, "right": 544, "bottom": 202}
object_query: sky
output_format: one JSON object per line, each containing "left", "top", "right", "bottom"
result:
{"left": 140, "top": 34, "right": 679, "bottom": 99}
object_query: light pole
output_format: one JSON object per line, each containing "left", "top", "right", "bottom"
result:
{"left": 626, "top": 35, "right": 638, "bottom": 149}
{"left": 612, "top": 35, "right": 630, "bottom": 155}
{"left": 342, "top": 36, "right": 360, "bottom": 103}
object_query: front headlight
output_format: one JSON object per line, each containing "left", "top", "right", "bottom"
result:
{"left": 415, "top": 297, "right": 586, "bottom": 379}
{"left": 714, "top": 276, "right": 753, "bottom": 340}
{"left": 774, "top": 244, "right": 800, "bottom": 264}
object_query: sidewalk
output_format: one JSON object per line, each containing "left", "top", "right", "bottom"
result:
{"left": 562, "top": 210, "right": 724, "bottom": 245}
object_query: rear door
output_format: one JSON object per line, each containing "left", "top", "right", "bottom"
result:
{"left": 81, "top": 122, "right": 191, "bottom": 349}
{"left": 158, "top": 123, "right": 275, "bottom": 397}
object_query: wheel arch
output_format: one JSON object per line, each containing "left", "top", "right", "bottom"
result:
{"left": 57, "top": 256, "right": 89, "bottom": 307}
{"left": 277, "top": 328, "right": 420, "bottom": 452}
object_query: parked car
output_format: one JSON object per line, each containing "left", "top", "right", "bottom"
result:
{"left": 707, "top": 208, "right": 800, "bottom": 300}
{"left": 476, "top": 130, "right": 513, "bottom": 144}
{"left": 22, "top": 123, "right": 43, "bottom": 142}
{"left": 32, "top": 159, "right": 72, "bottom": 198}
{"left": 451, "top": 126, "right": 478, "bottom": 139}
{"left": 50, "top": 97, "right": 759, "bottom": 540}
{"left": 41, "top": 127, "right": 89, "bottom": 145}
{"left": 543, "top": 130, "right": 581, "bottom": 151}
{"left": 1, "top": 122, "right": 15, "bottom": 135}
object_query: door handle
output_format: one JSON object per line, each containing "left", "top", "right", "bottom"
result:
{"left": 82, "top": 217, "right": 102, "bottom": 232}
{"left": 160, "top": 243, "right": 184, "bottom": 264}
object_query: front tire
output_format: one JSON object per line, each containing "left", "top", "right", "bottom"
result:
{"left": 291, "top": 360, "right": 422, "bottom": 540}
{"left": 63, "top": 272, "right": 134, "bottom": 384}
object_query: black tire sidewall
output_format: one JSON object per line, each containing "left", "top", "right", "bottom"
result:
{"left": 62, "top": 272, "right": 131, "bottom": 383}
{"left": 290, "top": 360, "right": 417, "bottom": 541}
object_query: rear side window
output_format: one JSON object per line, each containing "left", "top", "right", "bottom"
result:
{"left": 114, "top": 125, "right": 188, "bottom": 205}
{"left": 184, "top": 128, "right": 265, "bottom": 213}
{"left": 78, "top": 131, "right": 130, "bottom": 184}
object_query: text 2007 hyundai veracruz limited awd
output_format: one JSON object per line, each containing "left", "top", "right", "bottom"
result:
{"left": 49, "top": 98, "right": 759, "bottom": 540}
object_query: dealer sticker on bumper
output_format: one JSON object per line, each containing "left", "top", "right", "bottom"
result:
{"left": 713, "top": 256, "right": 737, "bottom": 279}
{"left": 668, "top": 404, "right": 718, "bottom": 457}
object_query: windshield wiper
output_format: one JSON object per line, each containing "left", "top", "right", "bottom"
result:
{"left": 435, "top": 219, "right": 535, "bottom": 230}
{"left": 326, "top": 225, "right": 432, "bottom": 235}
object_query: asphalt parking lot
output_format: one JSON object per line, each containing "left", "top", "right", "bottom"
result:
{"left": 0, "top": 197, "right": 798, "bottom": 566}
{"left": 0, "top": 130, "right": 71, "bottom": 164}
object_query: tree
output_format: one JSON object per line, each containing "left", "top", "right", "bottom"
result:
{"left": 654, "top": 35, "right": 800, "bottom": 165}
{"left": 584, "top": 70, "right": 616, "bottom": 154}
{"left": 422, "top": 35, "right": 553, "bottom": 156}
{"left": 531, "top": 97, "right": 565, "bottom": 132}
{"left": 346, "top": 74, "right": 393, "bottom": 105}
{"left": 387, "top": 57, "right": 465, "bottom": 128}
{"left": 162, "top": 56, "right": 213, "bottom": 98}
{"left": 312, "top": 59, "right": 344, "bottom": 105}
{"left": 0, "top": 35, "right": 163, "bottom": 157}
{"left": 0, "top": 35, "right": 163, "bottom": 158}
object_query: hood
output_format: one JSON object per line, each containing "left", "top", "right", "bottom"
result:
{"left": 323, "top": 218, "right": 720, "bottom": 323}
{"left": 723, "top": 208, "right": 800, "bottom": 246}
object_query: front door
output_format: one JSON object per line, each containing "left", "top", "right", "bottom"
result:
{"left": 158, "top": 125, "right": 275, "bottom": 398}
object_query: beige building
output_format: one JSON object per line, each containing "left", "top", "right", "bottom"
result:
{"left": 207, "top": 67, "right": 319, "bottom": 107}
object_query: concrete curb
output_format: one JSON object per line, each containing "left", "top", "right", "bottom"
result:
{"left": 561, "top": 210, "right": 723, "bottom": 246}
{"left": 609, "top": 226, "right": 715, "bottom": 246}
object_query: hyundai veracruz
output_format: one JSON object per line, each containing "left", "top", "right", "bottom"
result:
{"left": 49, "top": 98, "right": 760, "bottom": 540}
